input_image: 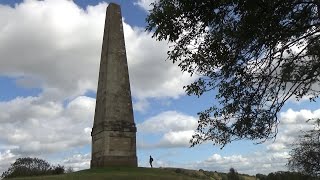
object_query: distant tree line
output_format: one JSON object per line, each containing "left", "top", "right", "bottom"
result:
{"left": 1, "top": 157, "right": 73, "bottom": 179}
{"left": 256, "top": 171, "right": 319, "bottom": 180}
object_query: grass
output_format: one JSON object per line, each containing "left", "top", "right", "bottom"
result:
{"left": 8, "top": 167, "right": 256, "bottom": 180}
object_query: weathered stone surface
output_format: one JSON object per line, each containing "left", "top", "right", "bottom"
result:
{"left": 91, "top": 3, "right": 137, "bottom": 168}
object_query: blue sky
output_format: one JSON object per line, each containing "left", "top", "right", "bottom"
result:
{"left": 0, "top": 0, "right": 319, "bottom": 175}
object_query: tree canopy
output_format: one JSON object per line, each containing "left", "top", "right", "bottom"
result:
{"left": 146, "top": 0, "right": 320, "bottom": 147}
{"left": 287, "top": 119, "right": 320, "bottom": 177}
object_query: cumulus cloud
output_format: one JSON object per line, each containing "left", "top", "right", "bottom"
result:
{"left": 137, "top": 108, "right": 319, "bottom": 150}
{"left": 264, "top": 108, "right": 319, "bottom": 153}
{"left": 157, "top": 130, "right": 194, "bottom": 148}
{"left": 137, "top": 111, "right": 197, "bottom": 148}
{"left": 280, "top": 108, "right": 320, "bottom": 124}
{"left": 0, "top": 150, "right": 16, "bottom": 174}
{"left": 0, "top": 0, "right": 106, "bottom": 100}
{"left": 205, "top": 108, "right": 317, "bottom": 174}
{"left": 0, "top": 96, "right": 95, "bottom": 155}
{"left": 0, "top": 0, "right": 194, "bottom": 104}
{"left": 137, "top": 108, "right": 320, "bottom": 175}
{"left": 0, "top": 0, "right": 197, "bottom": 173}
{"left": 185, "top": 151, "right": 290, "bottom": 175}
{"left": 124, "top": 25, "right": 196, "bottom": 100}
{"left": 62, "top": 153, "right": 91, "bottom": 171}
{"left": 138, "top": 111, "right": 197, "bottom": 133}
{"left": 1, "top": 0, "right": 319, "bottom": 177}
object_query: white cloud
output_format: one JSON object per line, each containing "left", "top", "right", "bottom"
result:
{"left": 280, "top": 108, "right": 320, "bottom": 124}
{"left": 137, "top": 108, "right": 320, "bottom": 175}
{"left": 137, "top": 111, "right": 197, "bottom": 133}
{"left": 266, "top": 143, "right": 286, "bottom": 152}
{"left": 263, "top": 108, "right": 319, "bottom": 153}
{"left": 206, "top": 154, "right": 248, "bottom": 165}
{"left": 0, "top": 0, "right": 194, "bottom": 103}
{"left": 0, "top": 0, "right": 195, "bottom": 172}
{"left": 124, "top": 25, "right": 196, "bottom": 100}
{"left": 137, "top": 111, "right": 198, "bottom": 148}
{"left": 185, "top": 151, "right": 290, "bottom": 175}
{"left": 134, "top": 0, "right": 157, "bottom": 12}
{"left": 158, "top": 130, "right": 194, "bottom": 148}
{"left": 0, "top": 0, "right": 106, "bottom": 100}
{"left": 137, "top": 111, "right": 197, "bottom": 148}
{"left": 62, "top": 153, "right": 91, "bottom": 171}
{"left": 1, "top": 0, "right": 319, "bottom": 177}
{"left": 0, "top": 95, "right": 95, "bottom": 155}
{"left": 133, "top": 99, "right": 150, "bottom": 113}
{"left": 0, "top": 150, "right": 16, "bottom": 174}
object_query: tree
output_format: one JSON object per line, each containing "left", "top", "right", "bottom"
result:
{"left": 1, "top": 157, "right": 65, "bottom": 179}
{"left": 146, "top": 0, "right": 320, "bottom": 147}
{"left": 287, "top": 119, "right": 320, "bottom": 177}
{"left": 1, "top": 157, "right": 51, "bottom": 178}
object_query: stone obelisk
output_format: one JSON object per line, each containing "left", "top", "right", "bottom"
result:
{"left": 91, "top": 3, "right": 137, "bottom": 168}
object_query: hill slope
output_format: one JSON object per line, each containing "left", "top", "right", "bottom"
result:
{"left": 9, "top": 167, "right": 255, "bottom": 180}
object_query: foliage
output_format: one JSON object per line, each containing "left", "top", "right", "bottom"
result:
{"left": 1, "top": 157, "right": 65, "bottom": 179}
{"left": 147, "top": 0, "right": 320, "bottom": 146}
{"left": 287, "top": 119, "right": 320, "bottom": 177}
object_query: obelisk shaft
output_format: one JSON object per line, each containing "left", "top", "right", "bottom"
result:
{"left": 91, "top": 3, "right": 137, "bottom": 168}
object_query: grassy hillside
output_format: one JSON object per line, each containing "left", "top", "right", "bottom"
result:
{"left": 9, "top": 167, "right": 256, "bottom": 180}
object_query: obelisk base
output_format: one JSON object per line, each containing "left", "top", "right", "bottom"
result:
{"left": 91, "top": 126, "right": 137, "bottom": 168}
{"left": 90, "top": 155, "right": 137, "bottom": 168}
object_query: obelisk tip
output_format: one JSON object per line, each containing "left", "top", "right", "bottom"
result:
{"left": 108, "top": 2, "right": 120, "bottom": 10}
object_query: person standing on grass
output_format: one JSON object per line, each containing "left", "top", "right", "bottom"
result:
{"left": 149, "top": 155, "right": 153, "bottom": 168}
